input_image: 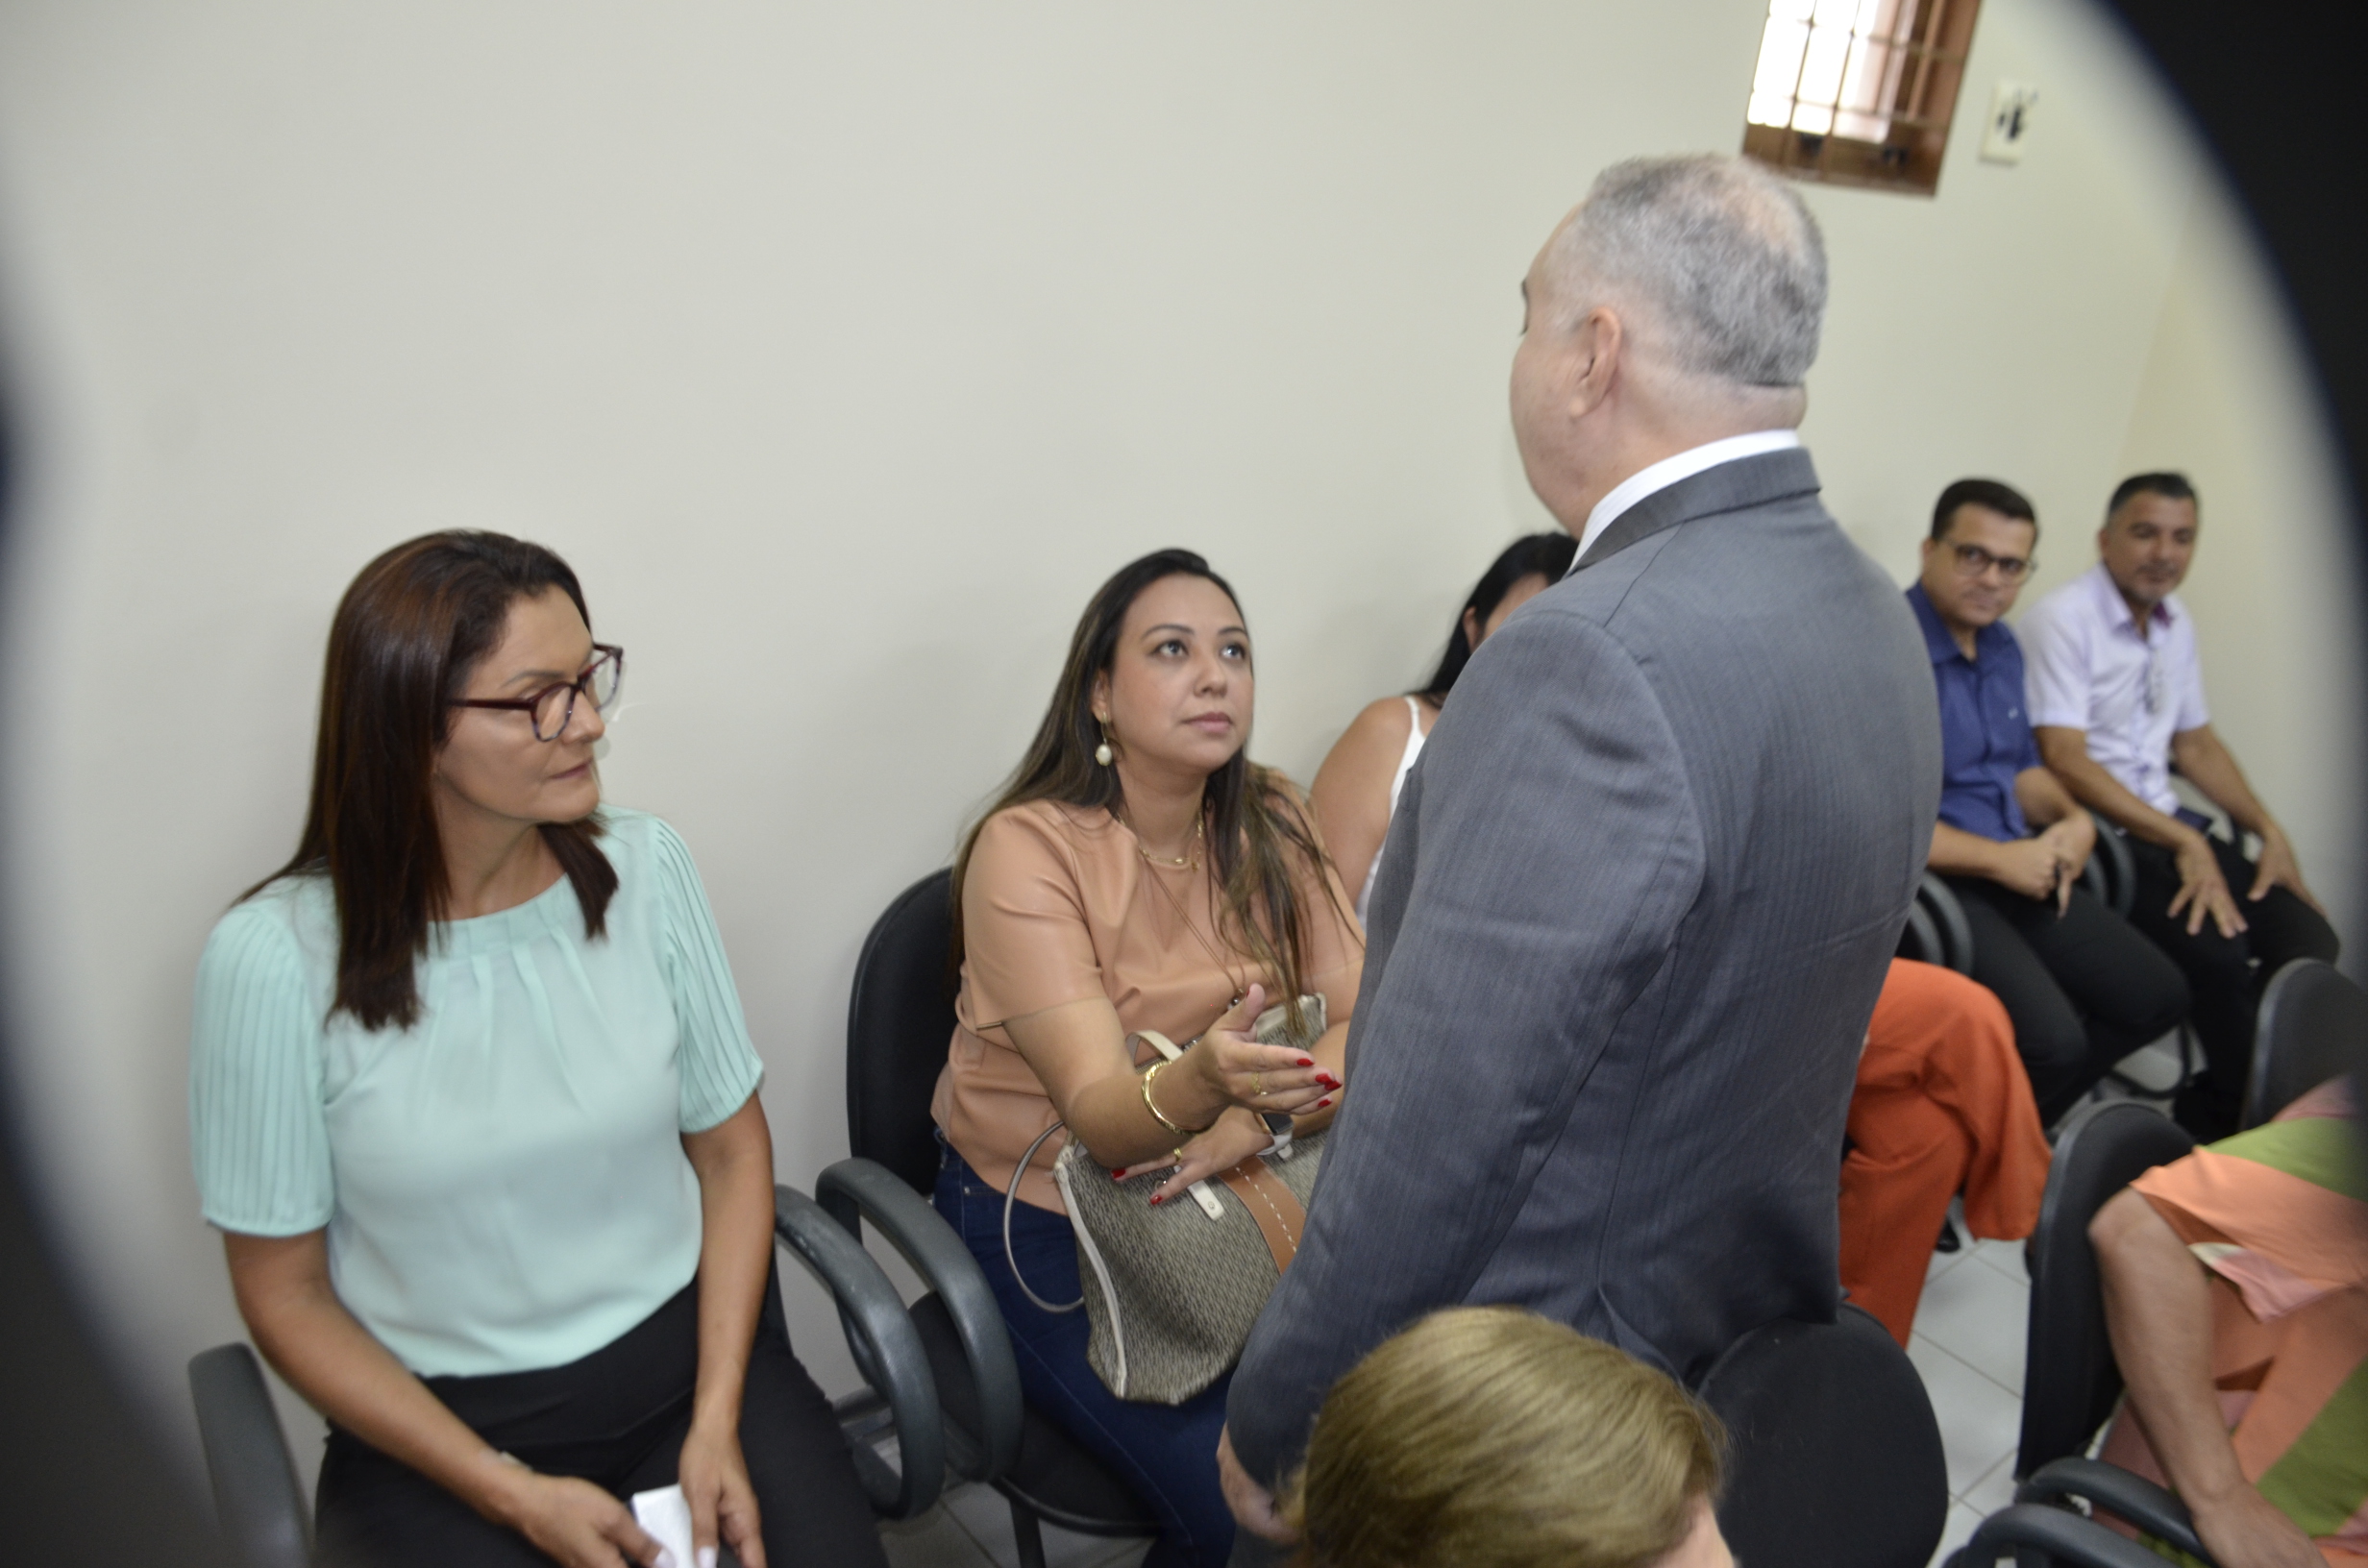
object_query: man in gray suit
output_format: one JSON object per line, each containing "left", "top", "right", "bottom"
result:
{"left": 1219, "top": 155, "right": 1940, "bottom": 1547}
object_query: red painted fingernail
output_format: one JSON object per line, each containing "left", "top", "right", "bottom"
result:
{"left": 1112, "top": 1168, "right": 1126, "bottom": 1180}
{"left": 1317, "top": 1097, "right": 1334, "bottom": 1109}
{"left": 1149, "top": 1195, "right": 1164, "bottom": 1206}
{"left": 1297, "top": 1058, "right": 1316, "bottom": 1067}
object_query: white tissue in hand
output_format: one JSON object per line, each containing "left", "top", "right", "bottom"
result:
{"left": 630, "top": 1484, "right": 696, "bottom": 1568}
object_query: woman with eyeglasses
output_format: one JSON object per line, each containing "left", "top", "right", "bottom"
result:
{"left": 189, "top": 533, "right": 884, "bottom": 1568}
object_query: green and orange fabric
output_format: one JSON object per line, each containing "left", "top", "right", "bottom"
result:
{"left": 2107, "top": 1079, "right": 2367, "bottom": 1563}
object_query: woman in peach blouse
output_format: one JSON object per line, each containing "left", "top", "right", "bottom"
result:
{"left": 930, "top": 549, "right": 1363, "bottom": 1568}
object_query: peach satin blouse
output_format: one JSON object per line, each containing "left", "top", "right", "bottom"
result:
{"left": 930, "top": 799, "right": 1365, "bottom": 1213}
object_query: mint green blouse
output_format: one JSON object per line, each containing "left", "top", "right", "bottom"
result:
{"left": 189, "top": 809, "right": 764, "bottom": 1378}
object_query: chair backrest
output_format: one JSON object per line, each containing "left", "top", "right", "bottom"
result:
{"left": 1910, "top": 872, "right": 1976, "bottom": 975}
{"left": 1899, "top": 899, "right": 1945, "bottom": 968}
{"left": 847, "top": 869, "right": 961, "bottom": 1195}
{"left": 2084, "top": 813, "right": 2136, "bottom": 919}
{"left": 187, "top": 1343, "right": 312, "bottom": 1568}
{"left": 2017, "top": 1100, "right": 2195, "bottom": 1477}
{"left": 2245, "top": 958, "right": 2368, "bottom": 1130}
{"left": 1697, "top": 1305, "right": 1947, "bottom": 1568}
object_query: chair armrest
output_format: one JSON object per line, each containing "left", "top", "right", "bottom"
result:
{"left": 1902, "top": 898, "right": 1946, "bottom": 968}
{"left": 2079, "top": 851, "right": 2109, "bottom": 906}
{"left": 187, "top": 1343, "right": 312, "bottom": 1568}
{"left": 1950, "top": 1503, "right": 2192, "bottom": 1567}
{"left": 1917, "top": 872, "right": 1977, "bottom": 975}
{"left": 816, "top": 1157, "right": 1023, "bottom": 1482}
{"left": 2087, "top": 810, "right": 2137, "bottom": 918}
{"left": 2017, "top": 1458, "right": 2207, "bottom": 1562}
{"left": 774, "top": 1184, "right": 944, "bottom": 1520}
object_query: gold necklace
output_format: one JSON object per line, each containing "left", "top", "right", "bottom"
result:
{"left": 1137, "top": 822, "right": 1248, "bottom": 1010}
{"left": 1131, "top": 813, "right": 1205, "bottom": 870}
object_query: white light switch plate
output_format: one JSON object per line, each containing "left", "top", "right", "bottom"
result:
{"left": 1981, "top": 80, "right": 2038, "bottom": 164}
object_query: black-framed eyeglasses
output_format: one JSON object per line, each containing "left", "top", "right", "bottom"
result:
{"left": 1947, "top": 542, "right": 2035, "bottom": 582}
{"left": 452, "top": 645, "right": 625, "bottom": 741}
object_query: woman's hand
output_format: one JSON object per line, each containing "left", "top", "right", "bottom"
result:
{"left": 1184, "top": 985, "right": 1340, "bottom": 1117}
{"left": 492, "top": 1468, "right": 668, "bottom": 1568}
{"left": 1115, "top": 1109, "right": 1277, "bottom": 1203}
{"left": 2189, "top": 1487, "right": 2326, "bottom": 1568}
{"left": 678, "top": 1415, "right": 767, "bottom": 1568}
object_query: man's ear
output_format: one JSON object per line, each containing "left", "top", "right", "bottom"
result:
{"left": 1566, "top": 305, "right": 1624, "bottom": 420}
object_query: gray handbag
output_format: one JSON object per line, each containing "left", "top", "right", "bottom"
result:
{"left": 1005, "top": 994, "right": 1328, "bottom": 1405}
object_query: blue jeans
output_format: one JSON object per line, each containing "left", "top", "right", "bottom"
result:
{"left": 933, "top": 1143, "right": 1236, "bottom": 1568}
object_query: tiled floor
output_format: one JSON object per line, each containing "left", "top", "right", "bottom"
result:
{"left": 1913, "top": 1062, "right": 2182, "bottom": 1564}
{"left": 1913, "top": 1214, "right": 2035, "bottom": 1567}
{"left": 877, "top": 1471, "right": 1150, "bottom": 1568}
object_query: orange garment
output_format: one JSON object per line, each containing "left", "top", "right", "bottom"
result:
{"left": 2097, "top": 1082, "right": 2368, "bottom": 1563}
{"left": 1838, "top": 958, "right": 2053, "bottom": 1344}
{"left": 930, "top": 799, "right": 1364, "bottom": 1213}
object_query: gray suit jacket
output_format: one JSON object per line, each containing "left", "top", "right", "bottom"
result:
{"left": 1227, "top": 450, "right": 1940, "bottom": 1481}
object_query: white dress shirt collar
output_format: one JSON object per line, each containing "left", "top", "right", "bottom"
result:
{"left": 1568, "top": 429, "right": 1804, "bottom": 569}
{"left": 2082, "top": 559, "right": 2179, "bottom": 636}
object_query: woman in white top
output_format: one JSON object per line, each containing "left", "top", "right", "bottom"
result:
{"left": 1310, "top": 533, "right": 1576, "bottom": 918}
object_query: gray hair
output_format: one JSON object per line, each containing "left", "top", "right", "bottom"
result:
{"left": 1547, "top": 154, "right": 1828, "bottom": 387}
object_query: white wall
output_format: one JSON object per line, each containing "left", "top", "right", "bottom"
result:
{"left": 0, "top": 0, "right": 2349, "bottom": 1483}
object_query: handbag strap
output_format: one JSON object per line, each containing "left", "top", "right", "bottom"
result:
{"left": 1129, "top": 1029, "right": 1184, "bottom": 1062}
{"left": 1015, "top": 1017, "right": 1314, "bottom": 1296}
{"left": 1215, "top": 1156, "right": 1308, "bottom": 1275}
{"left": 1003, "top": 1119, "right": 1086, "bottom": 1313}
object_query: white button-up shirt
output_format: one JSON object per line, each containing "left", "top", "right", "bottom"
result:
{"left": 1568, "top": 429, "right": 1804, "bottom": 565}
{"left": 2017, "top": 561, "right": 2208, "bottom": 816}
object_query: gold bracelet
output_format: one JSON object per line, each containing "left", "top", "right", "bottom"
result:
{"left": 1141, "top": 1059, "right": 1212, "bottom": 1136}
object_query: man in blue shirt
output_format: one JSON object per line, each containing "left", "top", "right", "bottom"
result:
{"left": 1912, "top": 478, "right": 2189, "bottom": 1122}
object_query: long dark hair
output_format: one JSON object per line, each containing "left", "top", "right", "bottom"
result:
{"left": 1416, "top": 531, "right": 1577, "bottom": 701}
{"left": 952, "top": 549, "right": 1347, "bottom": 1031}
{"left": 250, "top": 531, "right": 617, "bottom": 1031}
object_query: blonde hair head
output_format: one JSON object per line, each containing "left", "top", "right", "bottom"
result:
{"left": 1282, "top": 1307, "right": 1723, "bottom": 1568}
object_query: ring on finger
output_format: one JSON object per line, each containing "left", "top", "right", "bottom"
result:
{"left": 1251, "top": 1070, "right": 1265, "bottom": 1097}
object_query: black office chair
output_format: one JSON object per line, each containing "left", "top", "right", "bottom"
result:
{"left": 1900, "top": 871, "right": 1977, "bottom": 974}
{"left": 188, "top": 1345, "right": 310, "bottom": 1568}
{"left": 187, "top": 1185, "right": 944, "bottom": 1568}
{"left": 1944, "top": 1099, "right": 2216, "bottom": 1565}
{"left": 1904, "top": 813, "right": 2132, "bottom": 977}
{"left": 2081, "top": 810, "right": 2136, "bottom": 919}
{"left": 2018, "top": 1099, "right": 2194, "bottom": 1480}
{"left": 1695, "top": 1304, "right": 1948, "bottom": 1568}
{"left": 824, "top": 869, "right": 1158, "bottom": 1568}
{"left": 2243, "top": 958, "right": 2367, "bottom": 1130}
{"left": 1950, "top": 1496, "right": 2208, "bottom": 1567}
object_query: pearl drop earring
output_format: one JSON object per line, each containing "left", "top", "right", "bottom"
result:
{"left": 1095, "top": 720, "right": 1114, "bottom": 767}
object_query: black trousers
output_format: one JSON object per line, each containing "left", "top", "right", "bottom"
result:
{"left": 2122, "top": 833, "right": 2341, "bottom": 1140}
{"left": 1941, "top": 877, "right": 2191, "bottom": 1124}
{"left": 314, "top": 1267, "right": 885, "bottom": 1568}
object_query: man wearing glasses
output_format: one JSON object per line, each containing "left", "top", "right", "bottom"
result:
{"left": 1912, "top": 478, "right": 2190, "bottom": 1125}
{"left": 2022, "top": 473, "right": 2339, "bottom": 1139}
